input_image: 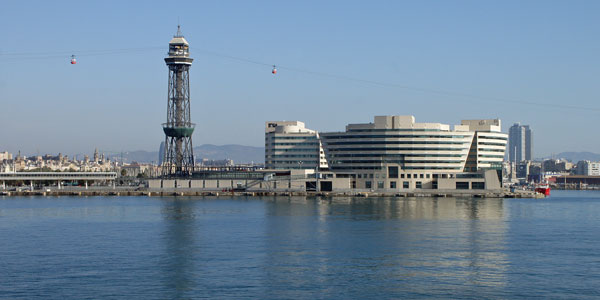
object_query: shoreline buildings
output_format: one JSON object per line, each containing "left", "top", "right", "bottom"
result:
{"left": 264, "top": 116, "right": 507, "bottom": 191}
{"left": 149, "top": 115, "right": 509, "bottom": 193}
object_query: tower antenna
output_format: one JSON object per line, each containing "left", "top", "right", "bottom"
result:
{"left": 176, "top": 18, "right": 182, "bottom": 37}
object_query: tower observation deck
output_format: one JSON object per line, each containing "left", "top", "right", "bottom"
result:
{"left": 162, "top": 25, "right": 195, "bottom": 177}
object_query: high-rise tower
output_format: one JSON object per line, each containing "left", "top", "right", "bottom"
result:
{"left": 508, "top": 123, "right": 533, "bottom": 162}
{"left": 162, "top": 26, "right": 195, "bottom": 177}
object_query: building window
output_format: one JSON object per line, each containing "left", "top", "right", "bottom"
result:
{"left": 472, "top": 182, "right": 485, "bottom": 189}
{"left": 357, "top": 174, "right": 362, "bottom": 178}
{"left": 401, "top": 174, "right": 405, "bottom": 178}
{"left": 403, "top": 181, "right": 409, "bottom": 189}
{"left": 390, "top": 181, "right": 397, "bottom": 189}
{"left": 365, "top": 181, "right": 372, "bottom": 189}
{"left": 456, "top": 182, "right": 469, "bottom": 189}
{"left": 369, "top": 174, "right": 374, "bottom": 179}
{"left": 420, "top": 174, "right": 424, "bottom": 179}
{"left": 416, "top": 181, "right": 422, "bottom": 189}
{"left": 407, "top": 174, "right": 411, "bottom": 179}
{"left": 426, "top": 174, "right": 431, "bottom": 179}
{"left": 377, "top": 181, "right": 384, "bottom": 189}
{"left": 388, "top": 166, "right": 398, "bottom": 178}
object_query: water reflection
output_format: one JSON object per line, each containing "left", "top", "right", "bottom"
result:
{"left": 154, "top": 196, "right": 510, "bottom": 298}
{"left": 160, "top": 198, "right": 197, "bottom": 299}
{"left": 262, "top": 196, "right": 509, "bottom": 297}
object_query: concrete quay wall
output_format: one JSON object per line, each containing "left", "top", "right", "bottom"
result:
{"left": 1, "top": 187, "right": 539, "bottom": 198}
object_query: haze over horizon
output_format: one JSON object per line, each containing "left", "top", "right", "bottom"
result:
{"left": 1, "top": 0, "right": 599, "bottom": 157}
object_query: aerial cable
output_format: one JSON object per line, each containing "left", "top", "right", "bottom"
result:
{"left": 0, "top": 45, "right": 598, "bottom": 112}
{"left": 0, "top": 46, "right": 164, "bottom": 57}
{"left": 192, "top": 49, "right": 600, "bottom": 112}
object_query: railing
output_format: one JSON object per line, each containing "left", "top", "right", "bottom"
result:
{"left": 0, "top": 172, "right": 117, "bottom": 180}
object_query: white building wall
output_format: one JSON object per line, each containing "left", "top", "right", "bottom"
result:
{"left": 265, "top": 121, "right": 328, "bottom": 170}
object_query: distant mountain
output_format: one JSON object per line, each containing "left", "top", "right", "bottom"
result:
{"left": 193, "top": 144, "right": 264, "bottom": 163}
{"left": 107, "top": 144, "right": 264, "bottom": 164}
{"left": 538, "top": 152, "right": 600, "bottom": 162}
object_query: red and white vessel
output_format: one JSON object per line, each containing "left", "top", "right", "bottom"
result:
{"left": 535, "top": 183, "right": 551, "bottom": 197}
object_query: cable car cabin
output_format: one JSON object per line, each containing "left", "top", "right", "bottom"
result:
{"left": 272, "top": 65, "right": 277, "bottom": 74}
{"left": 70, "top": 55, "right": 77, "bottom": 64}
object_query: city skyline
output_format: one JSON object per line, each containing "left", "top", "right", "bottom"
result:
{"left": 2, "top": 1, "right": 599, "bottom": 157}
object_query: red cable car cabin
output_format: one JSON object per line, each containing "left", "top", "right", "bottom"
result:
{"left": 272, "top": 65, "right": 277, "bottom": 74}
{"left": 71, "top": 55, "right": 77, "bottom": 64}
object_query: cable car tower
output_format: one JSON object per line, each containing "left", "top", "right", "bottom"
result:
{"left": 162, "top": 25, "right": 195, "bottom": 177}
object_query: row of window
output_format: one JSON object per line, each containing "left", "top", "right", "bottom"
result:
{"left": 267, "top": 136, "right": 317, "bottom": 140}
{"left": 478, "top": 160, "right": 503, "bottom": 164}
{"left": 358, "top": 173, "right": 432, "bottom": 179}
{"left": 477, "top": 135, "right": 508, "bottom": 141}
{"left": 326, "top": 147, "right": 469, "bottom": 152}
{"left": 477, "top": 148, "right": 505, "bottom": 152}
{"left": 365, "top": 181, "right": 422, "bottom": 189}
{"left": 329, "top": 153, "right": 465, "bottom": 158}
{"left": 478, "top": 142, "right": 507, "bottom": 146}
{"left": 325, "top": 141, "right": 469, "bottom": 145}
{"left": 267, "top": 154, "right": 318, "bottom": 158}
{"left": 331, "top": 160, "right": 463, "bottom": 164}
{"left": 330, "top": 166, "right": 462, "bottom": 170}
{"left": 323, "top": 134, "right": 472, "bottom": 139}
{"left": 363, "top": 180, "right": 484, "bottom": 189}
{"left": 266, "top": 148, "right": 318, "bottom": 152}
{"left": 271, "top": 143, "right": 320, "bottom": 146}
{"left": 346, "top": 129, "right": 443, "bottom": 132}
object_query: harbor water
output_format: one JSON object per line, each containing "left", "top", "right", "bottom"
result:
{"left": 1, "top": 190, "right": 599, "bottom": 299}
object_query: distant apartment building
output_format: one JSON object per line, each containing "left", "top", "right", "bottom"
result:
{"left": 543, "top": 159, "right": 573, "bottom": 173}
{"left": 265, "top": 121, "right": 328, "bottom": 170}
{"left": 576, "top": 160, "right": 600, "bottom": 176}
{"left": 508, "top": 123, "right": 533, "bottom": 162}
{"left": 0, "top": 151, "right": 13, "bottom": 161}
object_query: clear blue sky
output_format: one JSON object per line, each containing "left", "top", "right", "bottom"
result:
{"left": 1, "top": 0, "right": 599, "bottom": 157}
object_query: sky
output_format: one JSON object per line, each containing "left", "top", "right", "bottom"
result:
{"left": 1, "top": 0, "right": 599, "bottom": 158}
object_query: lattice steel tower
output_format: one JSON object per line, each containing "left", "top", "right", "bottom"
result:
{"left": 162, "top": 26, "right": 195, "bottom": 177}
